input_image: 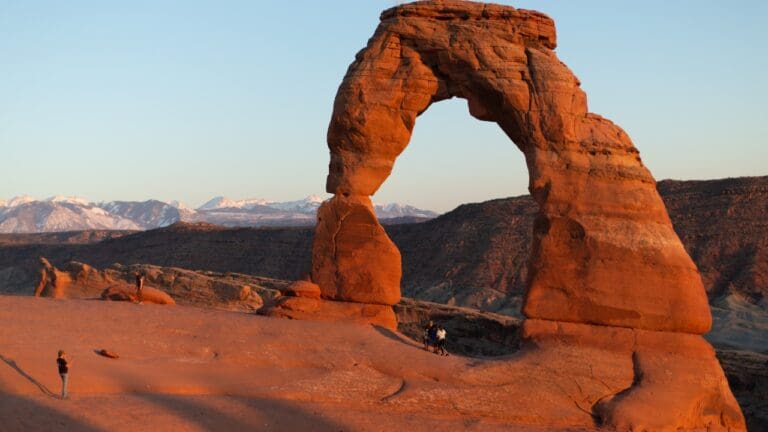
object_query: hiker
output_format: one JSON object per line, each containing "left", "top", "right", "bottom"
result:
{"left": 423, "top": 321, "right": 435, "bottom": 350}
{"left": 134, "top": 272, "right": 145, "bottom": 303}
{"left": 436, "top": 325, "right": 448, "bottom": 356}
{"left": 56, "top": 350, "right": 69, "bottom": 399}
{"left": 426, "top": 321, "right": 438, "bottom": 352}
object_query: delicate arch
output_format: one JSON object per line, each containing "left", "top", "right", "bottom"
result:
{"left": 312, "top": 0, "right": 710, "bottom": 334}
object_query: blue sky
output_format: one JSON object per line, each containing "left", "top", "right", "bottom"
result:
{"left": 1, "top": 1, "right": 766, "bottom": 212}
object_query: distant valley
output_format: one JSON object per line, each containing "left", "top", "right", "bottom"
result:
{"left": 2, "top": 176, "right": 765, "bottom": 313}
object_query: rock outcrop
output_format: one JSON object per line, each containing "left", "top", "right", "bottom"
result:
{"left": 31, "top": 259, "right": 284, "bottom": 310}
{"left": 312, "top": 195, "right": 401, "bottom": 305}
{"left": 100, "top": 284, "right": 175, "bottom": 305}
{"left": 306, "top": 1, "right": 744, "bottom": 429}
{"left": 316, "top": 0, "right": 710, "bottom": 333}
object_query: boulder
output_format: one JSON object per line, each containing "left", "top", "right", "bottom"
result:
{"left": 281, "top": 280, "right": 322, "bottom": 299}
{"left": 100, "top": 284, "right": 175, "bottom": 305}
{"left": 260, "top": 296, "right": 397, "bottom": 330}
{"left": 312, "top": 195, "right": 401, "bottom": 305}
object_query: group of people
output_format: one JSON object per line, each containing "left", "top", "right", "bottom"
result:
{"left": 422, "top": 321, "right": 449, "bottom": 356}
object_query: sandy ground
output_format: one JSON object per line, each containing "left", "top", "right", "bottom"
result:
{"left": 0, "top": 296, "right": 602, "bottom": 431}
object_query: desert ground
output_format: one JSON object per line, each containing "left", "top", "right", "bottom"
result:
{"left": 0, "top": 296, "right": 603, "bottom": 432}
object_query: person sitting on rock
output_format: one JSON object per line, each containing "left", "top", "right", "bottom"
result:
{"left": 436, "top": 326, "right": 448, "bottom": 356}
{"left": 423, "top": 320, "right": 435, "bottom": 351}
{"left": 134, "top": 272, "right": 145, "bottom": 304}
{"left": 56, "top": 350, "right": 70, "bottom": 400}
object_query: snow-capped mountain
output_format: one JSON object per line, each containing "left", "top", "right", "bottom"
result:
{"left": 198, "top": 196, "right": 273, "bottom": 211}
{"left": 0, "top": 195, "right": 439, "bottom": 233}
{"left": 375, "top": 203, "right": 438, "bottom": 219}
{"left": 267, "top": 195, "right": 326, "bottom": 213}
{"left": 0, "top": 197, "right": 141, "bottom": 233}
{"left": 97, "top": 200, "right": 181, "bottom": 229}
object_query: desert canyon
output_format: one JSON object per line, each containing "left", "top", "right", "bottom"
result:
{"left": 1, "top": 1, "right": 763, "bottom": 431}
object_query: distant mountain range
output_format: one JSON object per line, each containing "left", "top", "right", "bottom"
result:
{"left": 0, "top": 195, "right": 439, "bottom": 233}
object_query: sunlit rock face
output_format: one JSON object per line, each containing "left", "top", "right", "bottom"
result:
{"left": 320, "top": 0, "right": 710, "bottom": 333}
{"left": 306, "top": 1, "right": 744, "bottom": 429}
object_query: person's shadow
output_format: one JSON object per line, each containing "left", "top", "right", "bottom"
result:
{"left": 0, "top": 354, "right": 59, "bottom": 399}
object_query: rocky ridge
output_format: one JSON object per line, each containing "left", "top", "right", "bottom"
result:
{"left": 1, "top": 176, "right": 765, "bottom": 314}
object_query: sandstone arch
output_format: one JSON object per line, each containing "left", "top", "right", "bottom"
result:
{"left": 275, "top": 2, "right": 746, "bottom": 429}
{"left": 313, "top": 0, "right": 710, "bottom": 334}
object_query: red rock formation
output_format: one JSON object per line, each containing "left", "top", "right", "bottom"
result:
{"left": 101, "top": 285, "right": 175, "bottom": 305}
{"left": 522, "top": 320, "right": 744, "bottom": 431}
{"left": 261, "top": 296, "right": 397, "bottom": 330}
{"left": 318, "top": 0, "right": 709, "bottom": 334}
{"left": 31, "top": 259, "right": 278, "bottom": 310}
{"left": 281, "top": 280, "right": 322, "bottom": 299}
{"left": 312, "top": 195, "right": 401, "bottom": 305}
{"left": 308, "top": 1, "right": 743, "bottom": 429}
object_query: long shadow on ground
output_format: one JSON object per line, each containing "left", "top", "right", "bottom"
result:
{"left": 0, "top": 392, "right": 102, "bottom": 432}
{"left": 135, "top": 393, "right": 345, "bottom": 431}
{"left": 0, "top": 354, "right": 58, "bottom": 398}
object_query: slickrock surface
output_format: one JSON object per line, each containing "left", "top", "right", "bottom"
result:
{"left": 316, "top": 0, "right": 709, "bottom": 333}
{"left": 0, "top": 296, "right": 598, "bottom": 431}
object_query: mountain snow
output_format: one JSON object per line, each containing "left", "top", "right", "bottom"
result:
{"left": 0, "top": 195, "right": 439, "bottom": 233}
{"left": 198, "top": 196, "right": 273, "bottom": 211}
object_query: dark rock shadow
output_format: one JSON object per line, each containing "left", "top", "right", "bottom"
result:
{"left": 0, "top": 354, "right": 58, "bottom": 398}
{"left": 0, "top": 392, "right": 103, "bottom": 431}
{"left": 135, "top": 393, "right": 345, "bottom": 431}
{"left": 372, "top": 325, "right": 421, "bottom": 347}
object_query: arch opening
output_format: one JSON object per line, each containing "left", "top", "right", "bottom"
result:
{"left": 378, "top": 96, "right": 532, "bottom": 318}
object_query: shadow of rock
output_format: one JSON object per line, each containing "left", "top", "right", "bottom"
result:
{"left": 0, "top": 392, "right": 103, "bottom": 431}
{"left": 136, "top": 393, "right": 345, "bottom": 432}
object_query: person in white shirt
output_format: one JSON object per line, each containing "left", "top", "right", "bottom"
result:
{"left": 436, "top": 326, "right": 448, "bottom": 356}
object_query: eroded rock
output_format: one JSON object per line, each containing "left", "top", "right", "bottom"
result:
{"left": 281, "top": 280, "right": 322, "bottom": 299}
{"left": 312, "top": 195, "right": 401, "bottom": 305}
{"left": 316, "top": 0, "right": 710, "bottom": 333}
{"left": 305, "top": 1, "right": 742, "bottom": 429}
{"left": 260, "top": 296, "right": 397, "bottom": 330}
{"left": 101, "top": 285, "right": 175, "bottom": 305}
{"left": 523, "top": 319, "right": 745, "bottom": 431}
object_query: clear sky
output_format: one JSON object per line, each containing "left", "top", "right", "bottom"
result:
{"left": 1, "top": 1, "right": 766, "bottom": 212}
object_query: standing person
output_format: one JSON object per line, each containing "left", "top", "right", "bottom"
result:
{"left": 436, "top": 326, "right": 448, "bottom": 356}
{"left": 422, "top": 320, "right": 435, "bottom": 351}
{"left": 134, "top": 272, "right": 145, "bottom": 303}
{"left": 427, "top": 322, "right": 438, "bottom": 353}
{"left": 56, "top": 350, "right": 70, "bottom": 399}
